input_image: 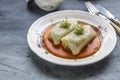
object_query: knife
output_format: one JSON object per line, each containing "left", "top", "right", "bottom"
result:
{"left": 85, "top": 1, "right": 120, "bottom": 35}
{"left": 95, "top": 4, "right": 120, "bottom": 27}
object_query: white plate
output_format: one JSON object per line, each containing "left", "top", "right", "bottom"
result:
{"left": 27, "top": 10, "right": 117, "bottom": 66}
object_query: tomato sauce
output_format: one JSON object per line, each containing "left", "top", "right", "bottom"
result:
{"left": 42, "top": 23, "right": 101, "bottom": 59}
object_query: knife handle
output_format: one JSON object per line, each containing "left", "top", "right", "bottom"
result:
{"left": 110, "top": 21, "right": 120, "bottom": 35}
{"left": 111, "top": 18, "right": 120, "bottom": 27}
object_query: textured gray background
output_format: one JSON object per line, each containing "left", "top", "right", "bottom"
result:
{"left": 0, "top": 0, "right": 120, "bottom": 80}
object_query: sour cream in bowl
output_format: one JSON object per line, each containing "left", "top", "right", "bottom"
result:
{"left": 34, "top": 0, "right": 63, "bottom": 11}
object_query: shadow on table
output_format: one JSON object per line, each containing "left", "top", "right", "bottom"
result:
{"left": 26, "top": 0, "right": 59, "bottom": 16}
{"left": 28, "top": 49, "right": 110, "bottom": 80}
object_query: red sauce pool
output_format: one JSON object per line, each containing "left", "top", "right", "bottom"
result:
{"left": 42, "top": 23, "right": 101, "bottom": 59}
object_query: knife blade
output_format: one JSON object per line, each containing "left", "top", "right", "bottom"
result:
{"left": 95, "top": 4, "right": 120, "bottom": 27}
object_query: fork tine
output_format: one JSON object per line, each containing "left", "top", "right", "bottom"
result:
{"left": 85, "top": 2, "right": 96, "bottom": 13}
{"left": 85, "top": 1, "right": 99, "bottom": 14}
{"left": 85, "top": 2, "right": 93, "bottom": 13}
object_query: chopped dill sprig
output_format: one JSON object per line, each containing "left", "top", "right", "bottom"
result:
{"left": 74, "top": 25, "right": 84, "bottom": 35}
{"left": 60, "top": 20, "right": 71, "bottom": 29}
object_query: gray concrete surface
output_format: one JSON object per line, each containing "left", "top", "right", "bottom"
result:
{"left": 0, "top": 0, "right": 120, "bottom": 80}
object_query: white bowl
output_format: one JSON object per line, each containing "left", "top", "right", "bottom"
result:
{"left": 34, "top": 0, "right": 63, "bottom": 11}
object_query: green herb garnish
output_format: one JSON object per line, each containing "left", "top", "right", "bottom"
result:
{"left": 60, "top": 20, "right": 71, "bottom": 29}
{"left": 74, "top": 25, "right": 84, "bottom": 35}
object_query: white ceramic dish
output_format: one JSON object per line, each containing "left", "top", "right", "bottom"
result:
{"left": 27, "top": 10, "right": 117, "bottom": 66}
{"left": 34, "top": 0, "right": 63, "bottom": 11}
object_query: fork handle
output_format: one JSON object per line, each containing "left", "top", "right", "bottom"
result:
{"left": 111, "top": 18, "right": 120, "bottom": 27}
{"left": 110, "top": 21, "right": 120, "bottom": 35}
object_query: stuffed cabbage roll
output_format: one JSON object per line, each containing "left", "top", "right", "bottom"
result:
{"left": 61, "top": 25, "right": 97, "bottom": 55}
{"left": 49, "top": 20, "right": 77, "bottom": 45}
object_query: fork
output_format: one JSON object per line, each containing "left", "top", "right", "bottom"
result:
{"left": 85, "top": 1, "right": 120, "bottom": 35}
